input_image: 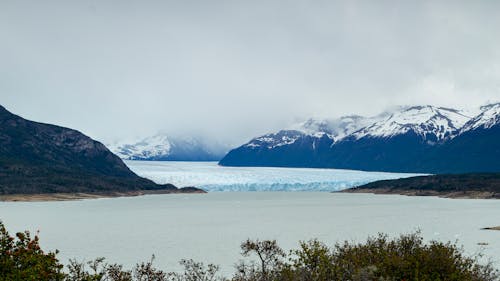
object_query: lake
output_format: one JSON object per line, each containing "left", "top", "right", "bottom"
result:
{"left": 0, "top": 162, "right": 499, "bottom": 275}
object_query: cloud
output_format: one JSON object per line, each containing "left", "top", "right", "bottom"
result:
{"left": 1, "top": 0, "right": 499, "bottom": 144}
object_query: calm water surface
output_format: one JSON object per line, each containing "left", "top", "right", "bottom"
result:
{"left": 1, "top": 192, "right": 500, "bottom": 274}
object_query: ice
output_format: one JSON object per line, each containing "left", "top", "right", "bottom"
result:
{"left": 126, "top": 161, "right": 423, "bottom": 192}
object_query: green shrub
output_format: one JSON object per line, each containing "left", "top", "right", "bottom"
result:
{"left": 0, "top": 221, "right": 498, "bottom": 281}
{"left": 234, "top": 232, "right": 499, "bottom": 281}
{"left": 0, "top": 221, "right": 64, "bottom": 281}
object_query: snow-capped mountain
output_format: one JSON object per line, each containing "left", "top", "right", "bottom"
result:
{"left": 241, "top": 119, "right": 336, "bottom": 150}
{"left": 108, "top": 134, "right": 231, "bottom": 161}
{"left": 220, "top": 103, "right": 500, "bottom": 173}
{"left": 219, "top": 114, "right": 380, "bottom": 167}
{"left": 109, "top": 134, "right": 172, "bottom": 160}
{"left": 350, "top": 106, "right": 471, "bottom": 143}
{"left": 244, "top": 130, "right": 306, "bottom": 149}
{"left": 289, "top": 115, "right": 378, "bottom": 140}
{"left": 239, "top": 105, "right": 471, "bottom": 151}
{"left": 460, "top": 102, "right": 500, "bottom": 132}
{"left": 242, "top": 115, "right": 377, "bottom": 150}
{"left": 428, "top": 102, "right": 500, "bottom": 173}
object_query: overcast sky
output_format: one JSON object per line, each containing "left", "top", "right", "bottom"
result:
{"left": 1, "top": 0, "right": 499, "bottom": 144}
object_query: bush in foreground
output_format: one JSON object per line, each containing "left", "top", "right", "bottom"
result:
{"left": 0, "top": 222, "right": 64, "bottom": 280}
{"left": 0, "top": 221, "right": 498, "bottom": 281}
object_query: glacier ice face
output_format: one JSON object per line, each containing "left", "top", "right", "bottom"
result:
{"left": 126, "top": 161, "right": 423, "bottom": 192}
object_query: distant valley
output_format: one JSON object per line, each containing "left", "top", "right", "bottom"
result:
{"left": 108, "top": 134, "right": 231, "bottom": 161}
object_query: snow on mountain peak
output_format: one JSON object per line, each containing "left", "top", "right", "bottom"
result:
{"left": 244, "top": 115, "right": 376, "bottom": 149}
{"left": 461, "top": 102, "right": 500, "bottom": 132}
{"left": 244, "top": 130, "right": 305, "bottom": 149}
{"left": 287, "top": 115, "right": 375, "bottom": 140}
{"left": 108, "top": 134, "right": 172, "bottom": 160}
{"left": 331, "top": 115, "right": 379, "bottom": 140}
{"left": 243, "top": 105, "right": 473, "bottom": 149}
{"left": 288, "top": 118, "right": 335, "bottom": 138}
{"left": 110, "top": 103, "right": 499, "bottom": 158}
{"left": 351, "top": 105, "right": 471, "bottom": 141}
{"left": 108, "top": 133, "right": 232, "bottom": 161}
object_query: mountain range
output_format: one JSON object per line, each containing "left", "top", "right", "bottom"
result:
{"left": 108, "top": 134, "right": 230, "bottom": 161}
{"left": 0, "top": 105, "right": 201, "bottom": 195}
{"left": 219, "top": 103, "right": 500, "bottom": 174}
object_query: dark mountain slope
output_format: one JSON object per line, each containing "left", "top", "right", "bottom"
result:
{"left": 218, "top": 131, "right": 334, "bottom": 167}
{"left": 220, "top": 105, "right": 500, "bottom": 174}
{"left": 427, "top": 125, "right": 500, "bottom": 173}
{"left": 320, "top": 132, "right": 435, "bottom": 172}
{"left": 0, "top": 105, "right": 198, "bottom": 195}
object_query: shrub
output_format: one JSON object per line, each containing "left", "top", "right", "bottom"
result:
{"left": 0, "top": 221, "right": 498, "bottom": 281}
{"left": 249, "top": 232, "right": 500, "bottom": 281}
{"left": 0, "top": 221, "right": 64, "bottom": 281}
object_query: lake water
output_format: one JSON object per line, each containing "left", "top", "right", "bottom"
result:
{"left": 1, "top": 162, "right": 499, "bottom": 275}
{"left": 125, "top": 161, "right": 423, "bottom": 191}
{"left": 2, "top": 194, "right": 500, "bottom": 274}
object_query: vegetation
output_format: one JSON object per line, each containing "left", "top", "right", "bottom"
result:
{"left": 346, "top": 173, "right": 500, "bottom": 199}
{"left": 0, "top": 222, "right": 64, "bottom": 280}
{"left": 1, "top": 221, "right": 498, "bottom": 281}
{"left": 0, "top": 105, "right": 202, "bottom": 196}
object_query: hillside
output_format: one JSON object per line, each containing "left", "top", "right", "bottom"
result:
{"left": 344, "top": 173, "right": 500, "bottom": 199}
{"left": 0, "top": 105, "right": 202, "bottom": 195}
{"left": 220, "top": 104, "right": 500, "bottom": 174}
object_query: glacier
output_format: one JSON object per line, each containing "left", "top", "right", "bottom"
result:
{"left": 126, "top": 161, "right": 423, "bottom": 192}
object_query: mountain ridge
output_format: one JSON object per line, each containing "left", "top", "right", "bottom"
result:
{"left": 0, "top": 105, "right": 203, "bottom": 195}
{"left": 219, "top": 103, "right": 500, "bottom": 173}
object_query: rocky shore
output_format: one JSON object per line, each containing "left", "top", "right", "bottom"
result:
{"left": 342, "top": 187, "right": 498, "bottom": 199}
{"left": 342, "top": 173, "right": 500, "bottom": 199}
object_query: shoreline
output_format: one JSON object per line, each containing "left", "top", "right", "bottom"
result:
{"left": 341, "top": 188, "right": 499, "bottom": 199}
{"left": 482, "top": 226, "right": 500, "bottom": 231}
{"left": 0, "top": 189, "right": 206, "bottom": 202}
{"left": 4, "top": 188, "right": 499, "bottom": 202}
